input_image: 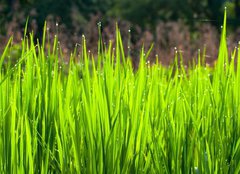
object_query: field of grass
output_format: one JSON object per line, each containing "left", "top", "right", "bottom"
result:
{"left": 1, "top": 10, "right": 240, "bottom": 173}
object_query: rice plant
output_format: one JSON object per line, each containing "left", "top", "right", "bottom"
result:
{"left": 0, "top": 9, "right": 240, "bottom": 173}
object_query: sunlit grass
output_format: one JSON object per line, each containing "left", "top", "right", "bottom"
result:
{"left": 0, "top": 10, "right": 240, "bottom": 173}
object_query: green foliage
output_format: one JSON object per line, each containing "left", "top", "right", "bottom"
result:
{"left": 109, "top": 0, "right": 226, "bottom": 28}
{"left": 1, "top": 0, "right": 239, "bottom": 33}
{"left": 1, "top": 10, "right": 240, "bottom": 173}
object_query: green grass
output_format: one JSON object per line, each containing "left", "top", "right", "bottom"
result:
{"left": 1, "top": 9, "right": 240, "bottom": 173}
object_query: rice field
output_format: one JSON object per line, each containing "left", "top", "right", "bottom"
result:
{"left": 0, "top": 10, "right": 240, "bottom": 173}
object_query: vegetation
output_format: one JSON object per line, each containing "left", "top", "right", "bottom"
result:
{"left": 1, "top": 10, "right": 240, "bottom": 173}
{"left": 1, "top": 0, "right": 240, "bottom": 33}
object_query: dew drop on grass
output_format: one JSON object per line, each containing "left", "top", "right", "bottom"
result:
{"left": 194, "top": 167, "right": 200, "bottom": 174}
{"left": 112, "top": 103, "right": 115, "bottom": 108}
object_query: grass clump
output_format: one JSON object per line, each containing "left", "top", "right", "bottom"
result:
{"left": 1, "top": 10, "right": 240, "bottom": 173}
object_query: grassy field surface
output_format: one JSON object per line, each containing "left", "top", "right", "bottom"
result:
{"left": 1, "top": 10, "right": 240, "bottom": 173}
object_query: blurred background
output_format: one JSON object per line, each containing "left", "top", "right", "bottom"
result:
{"left": 0, "top": 0, "right": 240, "bottom": 65}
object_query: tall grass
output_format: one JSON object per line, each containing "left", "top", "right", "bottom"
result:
{"left": 1, "top": 9, "right": 240, "bottom": 173}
